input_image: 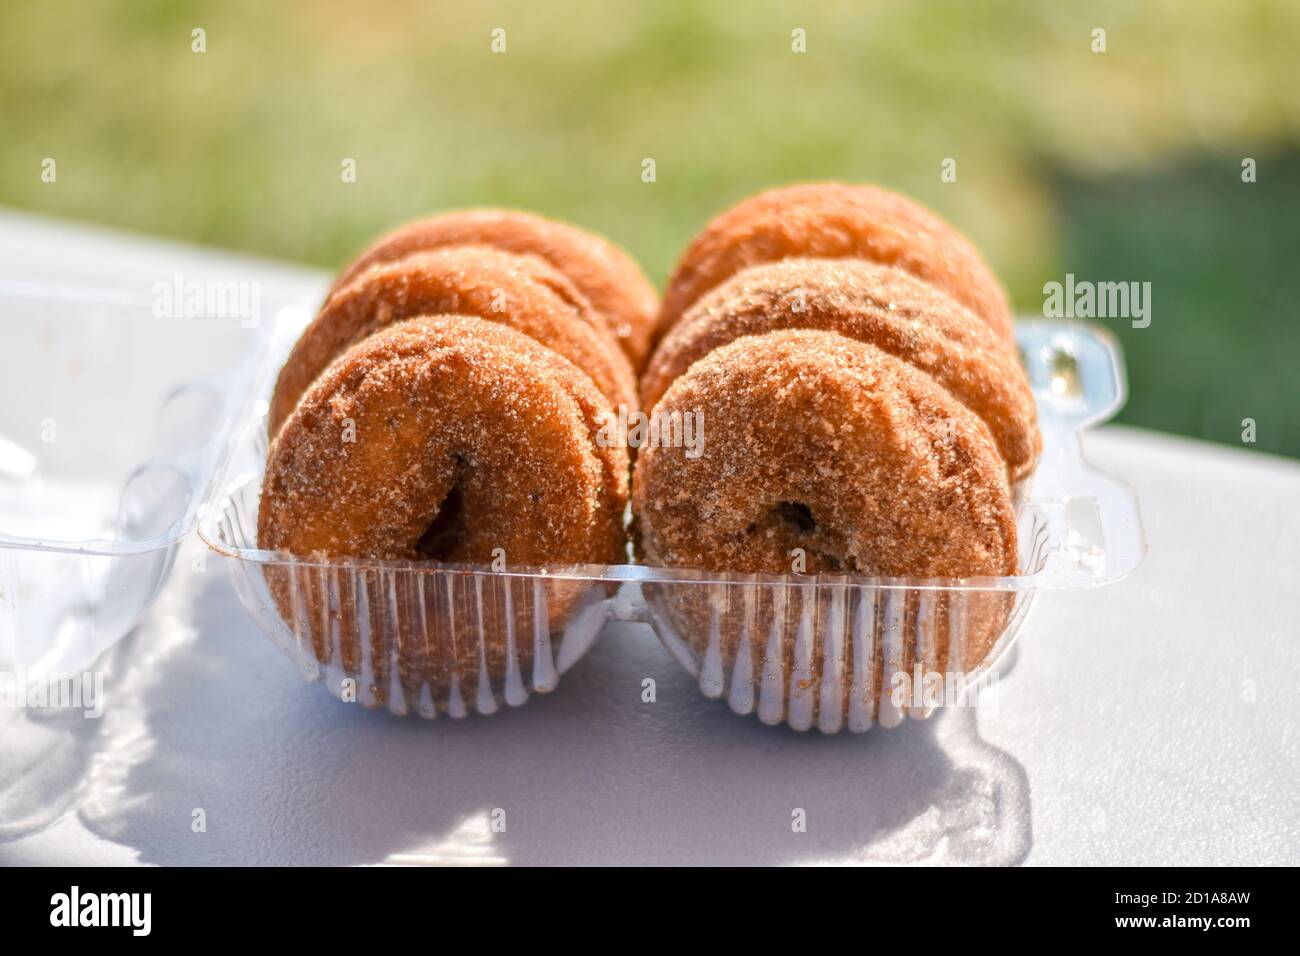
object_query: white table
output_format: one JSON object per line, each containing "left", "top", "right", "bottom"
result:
{"left": 1, "top": 213, "right": 1296, "bottom": 866}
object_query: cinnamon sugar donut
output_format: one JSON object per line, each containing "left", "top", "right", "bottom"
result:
{"left": 268, "top": 245, "right": 636, "bottom": 434}
{"left": 633, "top": 329, "right": 1017, "bottom": 721}
{"left": 635, "top": 329, "right": 1016, "bottom": 578}
{"left": 330, "top": 209, "right": 659, "bottom": 368}
{"left": 260, "top": 315, "right": 629, "bottom": 706}
{"left": 656, "top": 182, "right": 1014, "bottom": 348}
{"left": 642, "top": 258, "right": 1040, "bottom": 480}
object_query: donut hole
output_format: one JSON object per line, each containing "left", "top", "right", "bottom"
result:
{"left": 417, "top": 484, "right": 467, "bottom": 560}
{"left": 773, "top": 500, "right": 817, "bottom": 535}
{"left": 743, "top": 501, "right": 855, "bottom": 573}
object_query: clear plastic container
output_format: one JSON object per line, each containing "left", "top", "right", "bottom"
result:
{"left": 198, "top": 319, "right": 1145, "bottom": 732}
{"left": 0, "top": 278, "right": 312, "bottom": 682}
{"left": 4, "top": 268, "right": 1143, "bottom": 733}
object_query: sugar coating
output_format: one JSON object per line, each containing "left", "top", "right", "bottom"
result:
{"left": 656, "top": 182, "right": 1015, "bottom": 348}
{"left": 262, "top": 315, "right": 628, "bottom": 567}
{"left": 642, "top": 257, "right": 1041, "bottom": 480}
{"left": 634, "top": 328, "right": 1019, "bottom": 697}
{"left": 329, "top": 209, "right": 659, "bottom": 369}
{"left": 268, "top": 245, "right": 637, "bottom": 434}
{"left": 634, "top": 328, "right": 1017, "bottom": 580}
{"left": 260, "top": 315, "right": 629, "bottom": 688}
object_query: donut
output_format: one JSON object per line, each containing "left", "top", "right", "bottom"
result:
{"left": 635, "top": 329, "right": 1016, "bottom": 578}
{"left": 329, "top": 209, "right": 659, "bottom": 369}
{"left": 642, "top": 258, "right": 1040, "bottom": 481}
{"left": 655, "top": 182, "right": 1015, "bottom": 348}
{"left": 632, "top": 329, "right": 1017, "bottom": 724}
{"left": 268, "top": 245, "right": 637, "bottom": 435}
{"left": 259, "top": 315, "right": 630, "bottom": 708}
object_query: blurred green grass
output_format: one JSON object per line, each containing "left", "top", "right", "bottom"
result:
{"left": 2, "top": 0, "right": 1297, "bottom": 454}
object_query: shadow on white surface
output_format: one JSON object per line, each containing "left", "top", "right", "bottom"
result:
{"left": 0, "top": 703, "right": 101, "bottom": 841}
{"left": 3, "top": 562, "right": 1033, "bottom": 866}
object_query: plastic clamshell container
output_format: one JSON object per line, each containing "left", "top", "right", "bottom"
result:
{"left": 0, "top": 277, "right": 313, "bottom": 682}
{"left": 200, "top": 319, "right": 1144, "bottom": 733}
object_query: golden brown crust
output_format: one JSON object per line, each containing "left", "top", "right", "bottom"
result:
{"left": 642, "top": 258, "right": 1040, "bottom": 480}
{"left": 633, "top": 329, "right": 1017, "bottom": 580}
{"left": 633, "top": 329, "right": 1019, "bottom": 706}
{"left": 655, "top": 182, "right": 1014, "bottom": 348}
{"left": 329, "top": 209, "right": 659, "bottom": 369}
{"left": 269, "top": 245, "right": 637, "bottom": 434}
{"left": 262, "top": 315, "right": 627, "bottom": 568}
{"left": 259, "top": 316, "right": 630, "bottom": 702}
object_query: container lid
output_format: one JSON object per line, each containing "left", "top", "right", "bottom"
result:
{"left": 0, "top": 274, "right": 316, "bottom": 556}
